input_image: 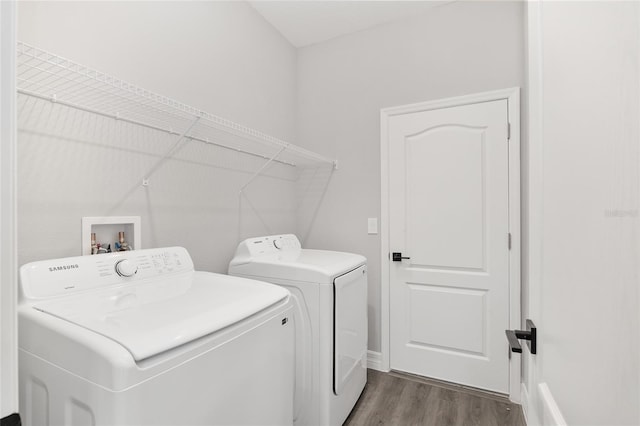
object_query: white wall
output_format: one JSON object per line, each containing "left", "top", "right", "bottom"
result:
{"left": 17, "top": 1, "right": 299, "bottom": 272}
{"left": 526, "top": 2, "right": 640, "bottom": 424}
{"left": 296, "top": 1, "right": 524, "bottom": 352}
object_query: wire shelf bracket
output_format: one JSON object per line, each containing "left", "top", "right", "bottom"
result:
{"left": 239, "top": 144, "right": 289, "bottom": 194}
{"left": 142, "top": 116, "right": 201, "bottom": 186}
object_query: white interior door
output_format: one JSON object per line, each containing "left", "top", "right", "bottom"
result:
{"left": 388, "top": 99, "right": 511, "bottom": 393}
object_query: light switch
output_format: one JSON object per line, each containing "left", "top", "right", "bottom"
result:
{"left": 368, "top": 218, "right": 378, "bottom": 235}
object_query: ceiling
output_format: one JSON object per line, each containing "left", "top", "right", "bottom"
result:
{"left": 248, "top": 1, "right": 450, "bottom": 48}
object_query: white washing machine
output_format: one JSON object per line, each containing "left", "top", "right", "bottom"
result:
{"left": 229, "top": 234, "right": 367, "bottom": 426}
{"left": 19, "top": 247, "right": 295, "bottom": 426}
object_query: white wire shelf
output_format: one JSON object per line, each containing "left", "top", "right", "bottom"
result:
{"left": 16, "top": 41, "right": 337, "bottom": 169}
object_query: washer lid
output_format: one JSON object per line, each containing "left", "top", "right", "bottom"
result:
{"left": 31, "top": 271, "right": 289, "bottom": 361}
{"left": 229, "top": 249, "right": 366, "bottom": 283}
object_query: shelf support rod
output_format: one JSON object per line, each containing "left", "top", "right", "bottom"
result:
{"left": 142, "top": 116, "right": 201, "bottom": 184}
{"left": 239, "top": 145, "right": 289, "bottom": 194}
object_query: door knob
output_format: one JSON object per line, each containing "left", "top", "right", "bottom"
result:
{"left": 392, "top": 252, "right": 410, "bottom": 262}
{"left": 505, "top": 319, "right": 537, "bottom": 354}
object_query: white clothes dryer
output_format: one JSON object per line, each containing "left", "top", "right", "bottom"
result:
{"left": 19, "top": 247, "right": 294, "bottom": 426}
{"left": 229, "top": 234, "right": 367, "bottom": 426}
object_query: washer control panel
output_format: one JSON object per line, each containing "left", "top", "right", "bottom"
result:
{"left": 20, "top": 247, "right": 194, "bottom": 300}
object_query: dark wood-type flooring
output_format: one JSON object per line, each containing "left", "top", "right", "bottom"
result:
{"left": 344, "top": 370, "right": 526, "bottom": 426}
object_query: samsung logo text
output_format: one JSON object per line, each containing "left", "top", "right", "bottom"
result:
{"left": 48, "top": 264, "right": 79, "bottom": 272}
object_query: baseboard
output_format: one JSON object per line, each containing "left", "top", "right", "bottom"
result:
{"left": 520, "top": 381, "right": 567, "bottom": 426}
{"left": 367, "top": 350, "right": 385, "bottom": 371}
{"left": 539, "top": 383, "right": 567, "bottom": 426}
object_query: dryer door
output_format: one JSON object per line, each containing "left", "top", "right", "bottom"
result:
{"left": 333, "top": 264, "right": 367, "bottom": 395}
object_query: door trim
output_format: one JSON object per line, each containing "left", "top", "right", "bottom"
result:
{"left": 380, "top": 87, "right": 521, "bottom": 402}
{"left": 0, "top": 0, "right": 19, "bottom": 417}
{"left": 523, "top": 1, "right": 548, "bottom": 422}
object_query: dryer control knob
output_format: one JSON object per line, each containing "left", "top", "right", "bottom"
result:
{"left": 115, "top": 259, "right": 138, "bottom": 277}
{"left": 273, "top": 239, "right": 283, "bottom": 249}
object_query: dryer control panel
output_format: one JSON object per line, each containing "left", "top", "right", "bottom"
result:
{"left": 20, "top": 247, "right": 194, "bottom": 301}
{"left": 233, "top": 234, "right": 302, "bottom": 260}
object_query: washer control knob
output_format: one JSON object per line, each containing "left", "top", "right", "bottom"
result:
{"left": 115, "top": 259, "right": 138, "bottom": 277}
{"left": 273, "top": 239, "right": 283, "bottom": 249}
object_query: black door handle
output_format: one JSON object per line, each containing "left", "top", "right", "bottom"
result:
{"left": 505, "top": 330, "right": 523, "bottom": 353}
{"left": 505, "top": 319, "right": 537, "bottom": 354}
{"left": 392, "top": 252, "right": 410, "bottom": 262}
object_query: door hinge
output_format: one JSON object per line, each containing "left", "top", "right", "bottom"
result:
{"left": 508, "top": 233, "right": 512, "bottom": 250}
{"left": 507, "top": 122, "right": 511, "bottom": 140}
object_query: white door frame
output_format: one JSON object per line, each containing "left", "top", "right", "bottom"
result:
{"left": 0, "top": 0, "right": 19, "bottom": 419}
{"left": 521, "top": 2, "right": 544, "bottom": 422}
{"left": 521, "top": 3, "right": 567, "bottom": 424}
{"left": 380, "top": 87, "right": 521, "bottom": 402}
